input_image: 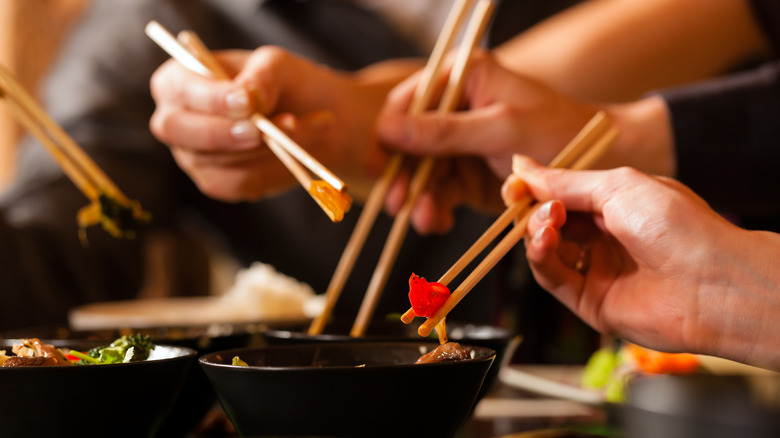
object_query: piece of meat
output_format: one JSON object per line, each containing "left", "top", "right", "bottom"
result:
{"left": 2, "top": 356, "right": 50, "bottom": 367}
{"left": 415, "top": 342, "right": 471, "bottom": 364}
{"left": 7, "top": 338, "right": 73, "bottom": 366}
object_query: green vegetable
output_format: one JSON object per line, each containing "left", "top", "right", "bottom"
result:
{"left": 605, "top": 374, "right": 628, "bottom": 403}
{"left": 71, "top": 334, "right": 155, "bottom": 365}
{"left": 581, "top": 346, "right": 619, "bottom": 389}
{"left": 232, "top": 356, "right": 248, "bottom": 367}
{"left": 68, "top": 350, "right": 100, "bottom": 365}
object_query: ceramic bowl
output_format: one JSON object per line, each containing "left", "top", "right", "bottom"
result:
{"left": 200, "top": 342, "right": 495, "bottom": 437}
{"left": 2, "top": 324, "right": 259, "bottom": 437}
{"left": 0, "top": 339, "right": 195, "bottom": 438}
{"left": 262, "top": 319, "right": 517, "bottom": 401}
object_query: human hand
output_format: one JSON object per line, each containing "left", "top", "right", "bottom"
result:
{"left": 150, "top": 46, "right": 394, "bottom": 202}
{"left": 376, "top": 51, "right": 597, "bottom": 234}
{"left": 501, "top": 155, "right": 762, "bottom": 360}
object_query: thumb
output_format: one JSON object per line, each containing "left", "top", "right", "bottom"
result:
{"left": 512, "top": 155, "right": 639, "bottom": 216}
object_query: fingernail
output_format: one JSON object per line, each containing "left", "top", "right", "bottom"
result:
{"left": 225, "top": 88, "right": 250, "bottom": 118}
{"left": 230, "top": 120, "right": 260, "bottom": 147}
{"left": 533, "top": 226, "right": 546, "bottom": 244}
{"left": 537, "top": 201, "right": 552, "bottom": 221}
{"left": 501, "top": 175, "right": 526, "bottom": 206}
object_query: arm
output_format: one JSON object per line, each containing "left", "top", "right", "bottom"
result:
{"left": 504, "top": 156, "right": 780, "bottom": 371}
{"left": 494, "top": 0, "right": 772, "bottom": 102}
{"left": 378, "top": 51, "right": 780, "bottom": 234}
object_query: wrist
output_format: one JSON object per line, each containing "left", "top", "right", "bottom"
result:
{"left": 691, "top": 228, "right": 780, "bottom": 370}
{"left": 330, "top": 61, "right": 421, "bottom": 185}
{"left": 601, "top": 95, "right": 676, "bottom": 176}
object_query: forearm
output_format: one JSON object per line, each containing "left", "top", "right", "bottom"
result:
{"left": 329, "top": 58, "right": 423, "bottom": 188}
{"left": 494, "top": 0, "right": 771, "bottom": 102}
{"left": 593, "top": 94, "right": 676, "bottom": 176}
{"left": 693, "top": 229, "right": 780, "bottom": 371}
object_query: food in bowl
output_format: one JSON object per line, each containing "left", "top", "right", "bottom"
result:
{"left": 1, "top": 334, "right": 156, "bottom": 367}
{"left": 0, "top": 337, "right": 195, "bottom": 438}
{"left": 1, "top": 324, "right": 257, "bottom": 437}
{"left": 415, "top": 341, "right": 471, "bottom": 364}
{"left": 262, "top": 319, "right": 517, "bottom": 402}
{"left": 0, "top": 338, "right": 73, "bottom": 367}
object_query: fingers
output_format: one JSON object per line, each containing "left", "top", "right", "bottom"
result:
{"left": 511, "top": 155, "right": 658, "bottom": 215}
{"left": 501, "top": 174, "right": 527, "bottom": 206}
{"left": 150, "top": 107, "right": 260, "bottom": 151}
{"left": 523, "top": 201, "right": 585, "bottom": 312}
{"left": 234, "top": 46, "right": 335, "bottom": 115}
{"left": 378, "top": 105, "right": 522, "bottom": 161}
{"left": 410, "top": 191, "right": 455, "bottom": 235}
{"left": 170, "top": 147, "right": 291, "bottom": 201}
{"left": 150, "top": 58, "right": 255, "bottom": 118}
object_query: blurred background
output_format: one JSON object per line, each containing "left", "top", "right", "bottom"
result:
{"left": 0, "top": 0, "right": 89, "bottom": 190}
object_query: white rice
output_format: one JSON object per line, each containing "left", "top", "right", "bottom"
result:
{"left": 218, "top": 262, "right": 323, "bottom": 320}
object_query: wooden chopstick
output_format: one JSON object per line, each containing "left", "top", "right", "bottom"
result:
{"left": 174, "top": 30, "right": 318, "bottom": 190}
{"left": 145, "top": 21, "right": 346, "bottom": 195}
{"left": 0, "top": 63, "right": 127, "bottom": 204}
{"left": 413, "top": 114, "right": 618, "bottom": 337}
{"left": 349, "top": 0, "right": 496, "bottom": 338}
{"left": 307, "top": 0, "right": 479, "bottom": 335}
{"left": 1, "top": 62, "right": 150, "bottom": 241}
{"left": 175, "top": 29, "right": 357, "bottom": 222}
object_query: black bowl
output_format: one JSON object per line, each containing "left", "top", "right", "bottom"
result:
{"left": 0, "top": 339, "right": 195, "bottom": 438}
{"left": 262, "top": 319, "right": 517, "bottom": 400}
{"left": 2, "top": 324, "right": 261, "bottom": 437}
{"left": 200, "top": 342, "right": 496, "bottom": 437}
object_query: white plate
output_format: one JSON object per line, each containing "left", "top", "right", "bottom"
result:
{"left": 499, "top": 364, "right": 605, "bottom": 406}
{"left": 68, "top": 296, "right": 311, "bottom": 330}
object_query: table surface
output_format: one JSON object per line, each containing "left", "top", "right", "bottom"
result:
{"left": 457, "top": 383, "right": 613, "bottom": 438}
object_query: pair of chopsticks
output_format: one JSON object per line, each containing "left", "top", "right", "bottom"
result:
{"left": 401, "top": 110, "right": 619, "bottom": 337}
{"left": 144, "top": 21, "right": 350, "bottom": 222}
{"left": 306, "top": 0, "right": 496, "bottom": 337}
{"left": 0, "top": 62, "right": 149, "bottom": 241}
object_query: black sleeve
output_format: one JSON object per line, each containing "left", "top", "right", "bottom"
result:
{"left": 660, "top": 61, "right": 780, "bottom": 219}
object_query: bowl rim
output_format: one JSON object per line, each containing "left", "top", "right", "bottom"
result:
{"left": 262, "top": 321, "right": 514, "bottom": 342}
{"left": 199, "top": 341, "right": 496, "bottom": 371}
{"left": 0, "top": 340, "right": 197, "bottom": 369}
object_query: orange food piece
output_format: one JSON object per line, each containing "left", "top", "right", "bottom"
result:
{"left": 625, "top": 343, "right": 700, "bottom": 374}
{"left": 308, "top": 180, "right": 352, "bottom": 222}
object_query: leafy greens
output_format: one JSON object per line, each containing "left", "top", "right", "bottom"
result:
{"left": 69, "top": 334, "right": 155, "bottom": 365}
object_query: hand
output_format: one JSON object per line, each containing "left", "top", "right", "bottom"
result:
{"left": 502, "top": 155, "right": 780, "bottom": 370}
{"left": 150, "top": 46, "right": 404, "bottom": 201}
{"left": 376, "top": 51, "right": 597, "bottom": 234}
